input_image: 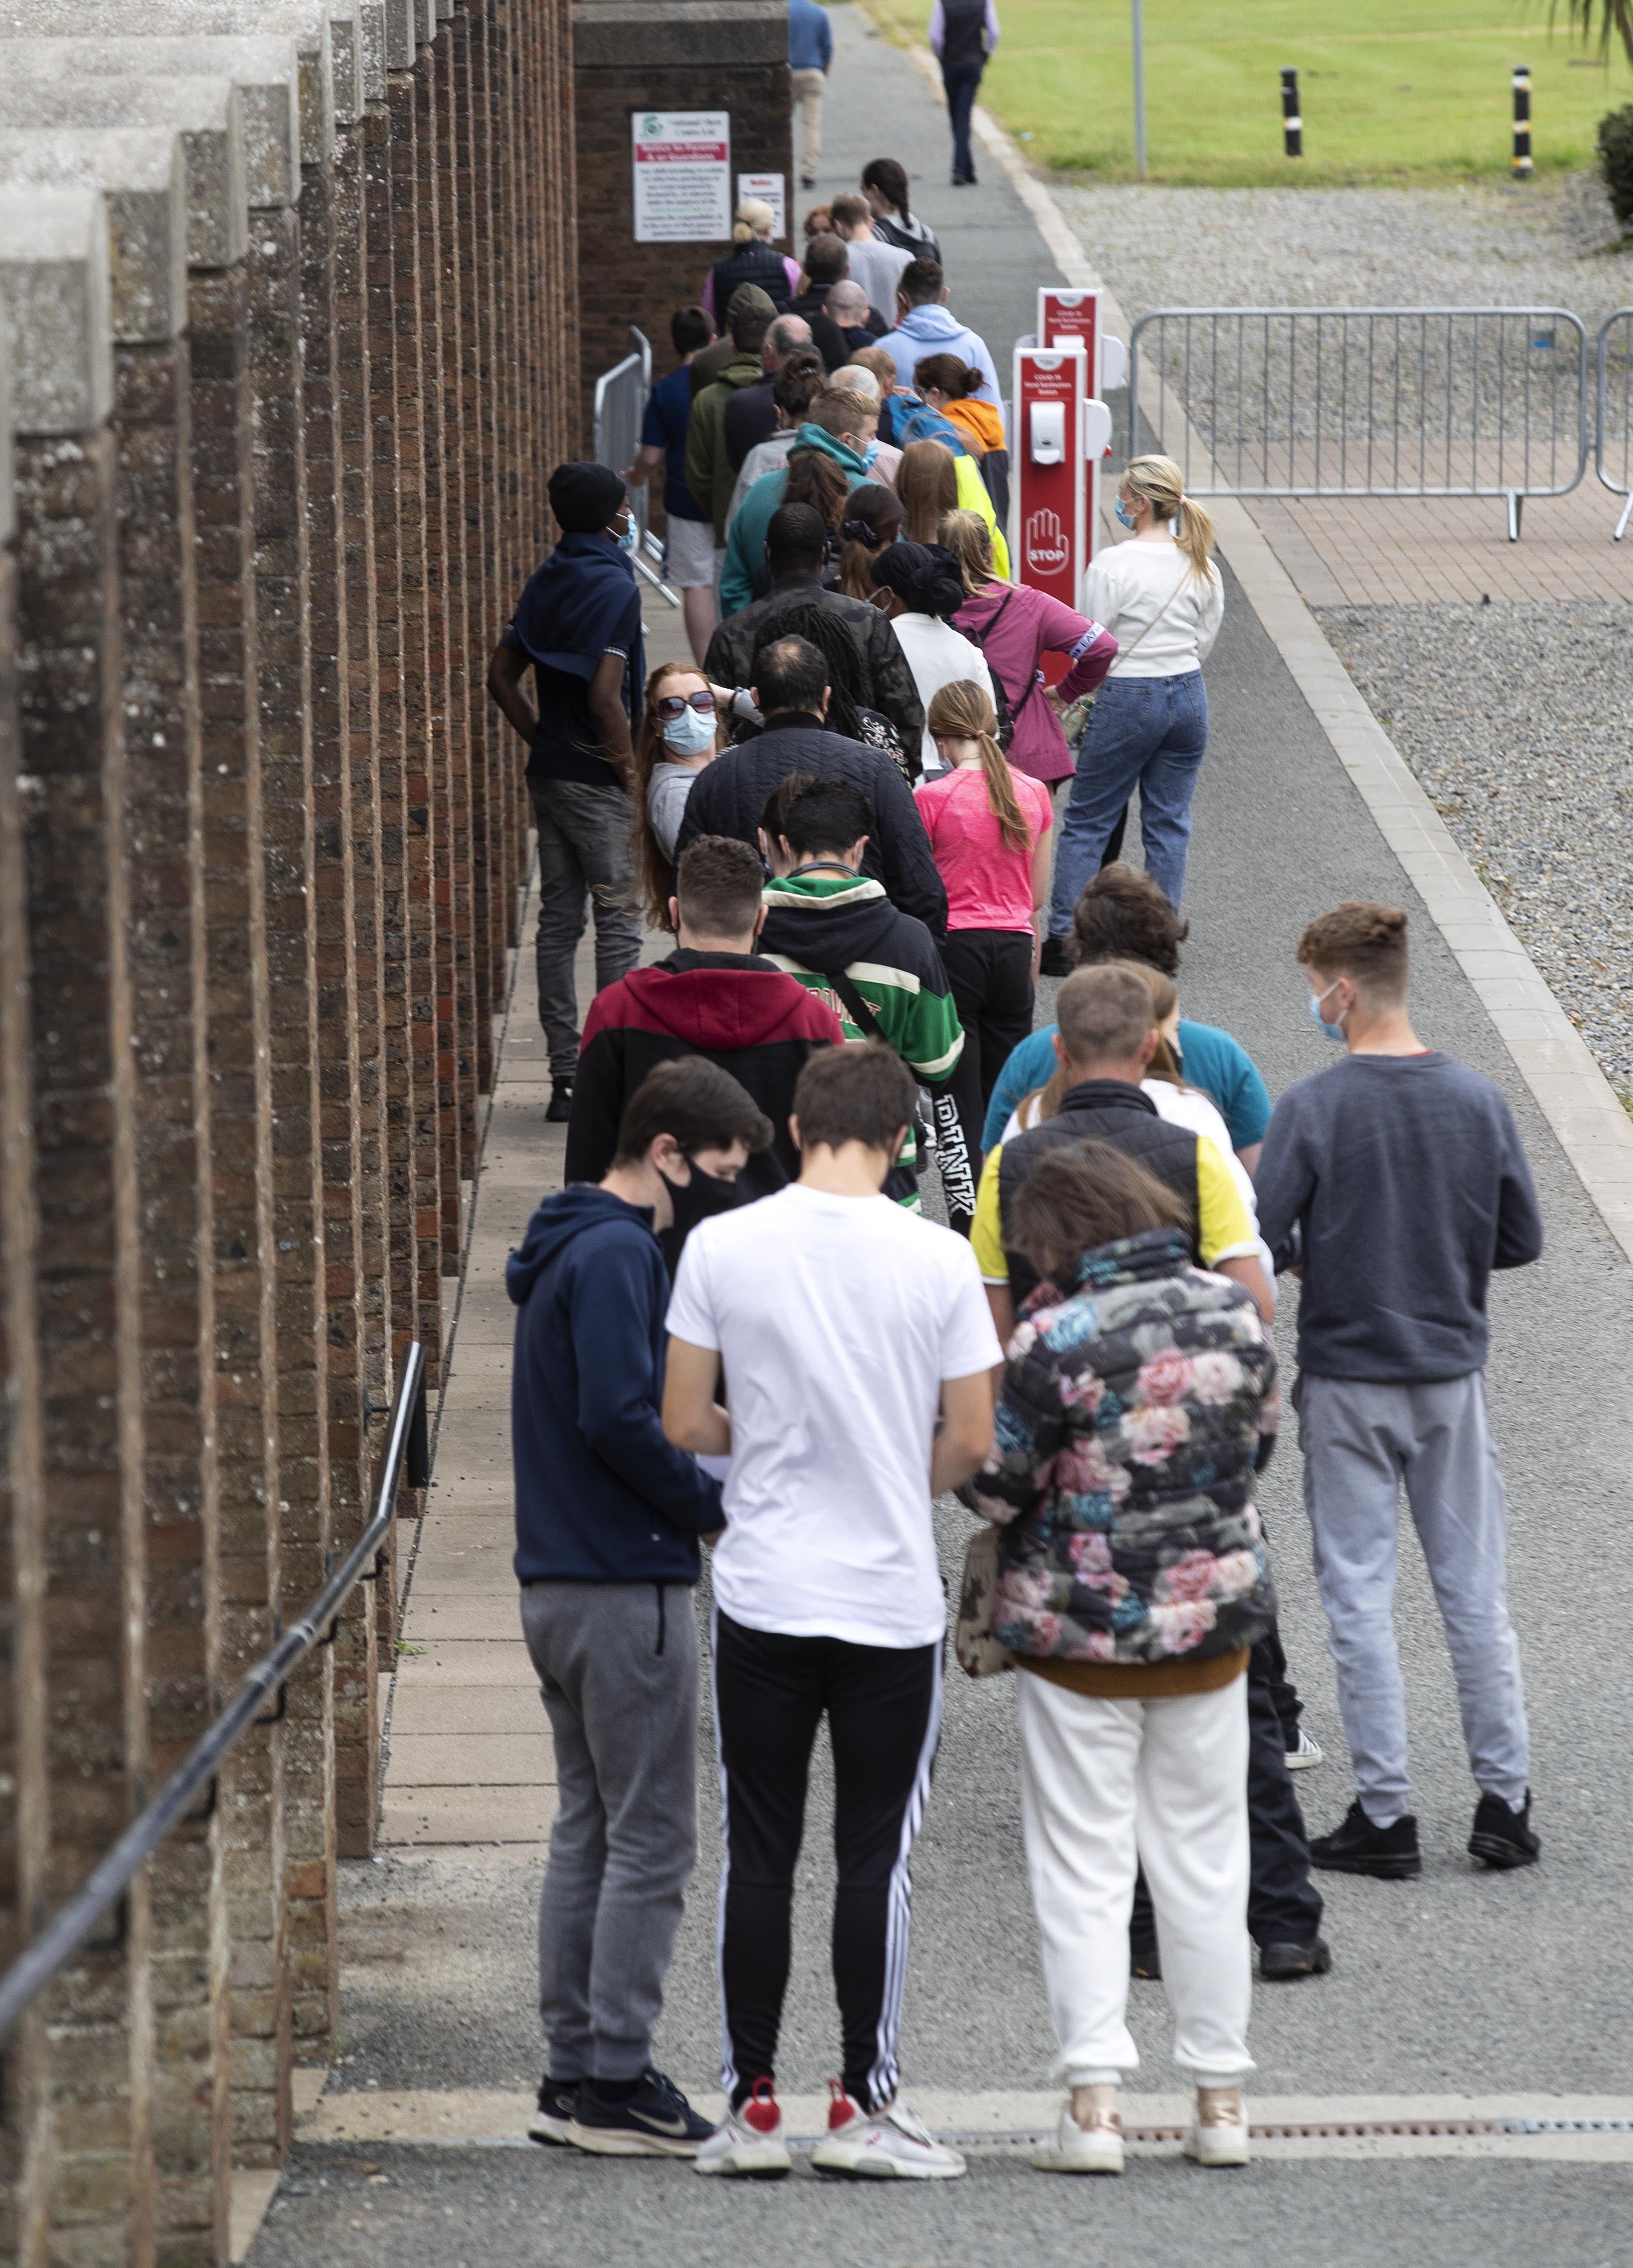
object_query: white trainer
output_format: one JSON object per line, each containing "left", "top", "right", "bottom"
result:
{"left": 1183, "top": 2089, "right": 1251, "bottom": 2168}
{"left": 1031, "top": 2104, "right": 1125, "bottom": 2175}
{"left": 693, "top": 2082, "right": 792, "bottom": 2179}
{"left": 1285, "top": 1725, "right": 1324, "bottom": 1770}
{"left": 810, "top": 2096, "right": 967, "bottom": 2181}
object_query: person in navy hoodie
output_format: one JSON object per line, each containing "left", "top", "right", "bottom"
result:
{"left": 512, "top": 1058, "right": 772, "bottom": 2160}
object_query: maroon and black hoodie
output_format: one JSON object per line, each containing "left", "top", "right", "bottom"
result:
{"left": 563, "top": 948, "right": 845, "bottom": 1195}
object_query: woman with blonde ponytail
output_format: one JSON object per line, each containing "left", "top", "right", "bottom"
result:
{"left": 704, "top": 196, "right": 798, "bottom": 321}
{"left": 916, "top": 679, "right": 1055, "bottom": 1189}
{"left": 1042, "top": 451, "right": 1225, "bottom": 959}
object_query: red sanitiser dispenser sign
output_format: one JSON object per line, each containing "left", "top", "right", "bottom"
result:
{"left": 1012, "top": 343, "right": 1086, "bottom": 612}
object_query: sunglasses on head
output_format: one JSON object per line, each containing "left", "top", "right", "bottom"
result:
{"left": 655, "top": 691, "right": 718, "bottom": 720}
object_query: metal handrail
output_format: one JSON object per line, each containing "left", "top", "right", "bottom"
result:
{"left": 592, "top": 323, "right": 680, "bottom": 606}
{"left": 0, "top": 1341, "right": 430, "bottom": 2043}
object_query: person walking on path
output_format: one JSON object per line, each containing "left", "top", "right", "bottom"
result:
{"left": 758, "top": 775, "right": 971, "bottom": 1225}
{"left": 512, "top": 1058, "right": 772, "bottom": 2160}
{"left": 566, "top": 835, "right": 843, "bottom": 1205}
{"left": 664, "top": 1043, "right": 1000, "bottom": 2179}
{"left": 688, "top": 299, "right": 782, "bottom": 549}
{"left": 626, "top": 305, "right": 719, "bottom": 664}
{"left": 929, "top": 0, "right": 999, "bottom": 185}
{"left": 861, "top": 156, "right": 942, "bottom": 264}
{"left": 676, "top": 634, "right": 947, "bottom": 934}
{"left": 827, "top": 189, "right": 914, "bottom": 328}
{"left": 788, "top": 0, "right": 832, "bottom": 187}
{"left": 703, "top": 196, "right": 798, "bottom": 323}
{"left": 875, "top": 257, "right": 1000, "bottom": 403}
{"left": 488, "top": 462, "right": 645, "bottom": 1125}
{"left": 1255, "top": 902, "right": 1546, "bottom": 1879}
{"left": 943, "top": 508, "right": 1116, "bottom": 792}
{"left": 1044, "top": 455, "right": 1224, "bottom": 950}
{"left": 705, "top": 501, "right": 924, "bottom": 760}
{"left": 973, "top": 1142, "right": 1277, "bottom": 2174}
{"left": 868, "top": 541, "right": 994, "bottom": 777}
{"left": 916, "top": 680, "right": 1050, "bottom": 1176}
{"left": 985, "top": 864, "right": 1271, "bottom": 1170}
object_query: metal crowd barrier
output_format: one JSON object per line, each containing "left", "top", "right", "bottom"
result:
{"left": 593, "top": 323, "right": 680, "bottom": 606}
{"left": 1596, "top": 307, "right": 1633, "bottom": 541}
{"left": 0, "top": 1342, "right": 430, "bottom": 2046}
{"left": 1128, "top": 306, "right": 1591, "bottom": 540}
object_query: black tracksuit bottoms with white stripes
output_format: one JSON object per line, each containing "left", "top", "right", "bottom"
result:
{"left": 712, "top": 1610, "right": 942, "bottom": 2114}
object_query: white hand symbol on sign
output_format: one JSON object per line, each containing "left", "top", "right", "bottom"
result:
{"left": 1025, "top": 507, "right": 1068, "bottom": 575}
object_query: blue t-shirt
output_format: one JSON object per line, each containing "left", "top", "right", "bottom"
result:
{"left": 789, "top": 0, "right": 833, "bottom": 70}
{"left": 982, "top": 1018, "right": 1273, "bottom": 1153}
{"left": 641, "top": 364, "right": 708, "bottom": 523}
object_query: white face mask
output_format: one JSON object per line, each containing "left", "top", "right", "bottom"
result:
{"left": 661, "top": 703, "right": 717, "bottom": 758}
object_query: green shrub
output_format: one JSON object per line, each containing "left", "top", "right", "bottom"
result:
{"left": 1598, "top": 103, "right": 1633, "bottom": 229}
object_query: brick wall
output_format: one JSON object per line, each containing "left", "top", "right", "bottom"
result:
{"left": 573, "top": 0, "right": 793, "bottom": 436}
{"left": 0, "top": 0, "right": 580, "bottom": 2256}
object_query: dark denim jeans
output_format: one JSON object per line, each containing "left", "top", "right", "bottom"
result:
{"left": 529, "top": 777, "right": 642, "bottom": 1083}
{"left": 942, "top": 64, "right": 983, "bottom": 178}
{"left": 1048, "top": 669, "right": 1209, "bottom": 928}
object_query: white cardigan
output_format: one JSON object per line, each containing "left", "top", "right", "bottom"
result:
{"left": 1084, "top": 534, "right": 1223, "bottom": 678}
{"left": 889, "top": 614, "right": 995, "bottom": 774}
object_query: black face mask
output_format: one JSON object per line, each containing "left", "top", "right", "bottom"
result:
{"left": 657, "top": 1155, "right": 749, "bottom": 1274}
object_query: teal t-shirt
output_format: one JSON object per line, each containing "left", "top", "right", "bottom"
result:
{"left": 981, "top": 1017, "right": 1272, "bottom": 1153}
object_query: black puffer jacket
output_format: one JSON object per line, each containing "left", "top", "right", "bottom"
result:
{"left": 704, "top": 579, "right": 925, "bottom": 761}
{"left": 674, "top": 712, "right": 948, "bottom": 938}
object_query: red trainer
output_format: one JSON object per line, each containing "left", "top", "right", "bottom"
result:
{"left": 743, "top": 2078, "right": 782, "bottom": 2136}
{"left": 826, "top": 2078, "right": 861, "bottom": 2131}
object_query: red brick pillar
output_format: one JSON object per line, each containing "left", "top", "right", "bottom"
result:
{"left": 7, "top": 200, "right": 154, "bottom": 2261}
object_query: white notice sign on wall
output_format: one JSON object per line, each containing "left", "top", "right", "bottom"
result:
{"left": 632, "top": 111, "right": 732, "bottom": 243}
{"left": 736, "top": 171, "right": 786, "bottom": 241}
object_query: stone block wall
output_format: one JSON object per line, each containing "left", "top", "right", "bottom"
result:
{"left": 0, "top": 2, "right": 579, "bottom": 2259}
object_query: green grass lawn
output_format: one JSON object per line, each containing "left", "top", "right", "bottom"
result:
{"left": 859, "top": 0, "right": 1633, "bottom": 184}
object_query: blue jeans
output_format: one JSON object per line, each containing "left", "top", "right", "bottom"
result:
{"left": 943, "top": 64, "right": 983, "bottom": 178}
{"left": 1048, "top": 671, "right": 1209, "bottom": 929}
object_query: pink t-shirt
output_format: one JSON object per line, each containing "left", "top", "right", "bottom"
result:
{"left": 914, "top": 763, "right": 1052, "bottom": 933}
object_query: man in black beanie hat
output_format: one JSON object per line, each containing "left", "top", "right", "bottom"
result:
{"left": 488, "top": 464, "right": 645, "bottom": 1122}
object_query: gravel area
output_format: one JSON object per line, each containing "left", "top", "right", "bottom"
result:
{"left": 1057, "top": 174, "right": 1633, "bottom": 334}
{"left": 1316, "top": 599, "right": 1633, "bottom": 1096}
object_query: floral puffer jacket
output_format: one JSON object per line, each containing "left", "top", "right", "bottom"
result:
{"left": 974, "top": 1225, "right": 1279, "bottom": 1667}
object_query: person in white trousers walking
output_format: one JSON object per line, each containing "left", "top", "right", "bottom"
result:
{"left": 973, "top": 1140, "right": 1282, "bottom": 2175}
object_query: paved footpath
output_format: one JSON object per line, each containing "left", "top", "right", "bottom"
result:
{"left": 249, "top": 16, "right": 1633, "bottom": 2266}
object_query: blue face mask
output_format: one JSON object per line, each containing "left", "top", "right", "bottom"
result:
{"left": 614, "top": 513, "right": 636, "bottom": 553}
{"left": 661, "top": 701, "right": 717, "bottom": 758}
{"left": 1308, "top": 979, "right": 1348, "bottom": 1043}
{"left": 1114, "top": 495, "right": 1135, "bottom": 529}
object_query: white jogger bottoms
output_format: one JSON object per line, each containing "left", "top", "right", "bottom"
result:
{"left": 1015, "top": 1667, "right": 1254, "bottom": 2088}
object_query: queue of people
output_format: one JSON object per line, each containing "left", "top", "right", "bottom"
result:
{"left": 490, "top": 152, "right": 1546, "bottom": 2185}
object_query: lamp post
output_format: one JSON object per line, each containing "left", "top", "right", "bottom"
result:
{"left": 1132, "top": 0, "right": 1147, "bottom": 176}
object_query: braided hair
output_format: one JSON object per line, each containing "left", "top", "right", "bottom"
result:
{"left": 750, "top": 599, "right": 872, "bottom": 743}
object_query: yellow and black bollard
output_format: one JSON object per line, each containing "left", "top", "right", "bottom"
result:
{"left": 1512, "top": 64, "right": 1532, "bottom": 178}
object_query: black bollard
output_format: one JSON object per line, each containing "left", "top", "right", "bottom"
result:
{"left": 1512, "top": 64, "right": 1532, "bottom": 178}
{"left": 1281, "top": 67, "right": 1302, "bottom": 159}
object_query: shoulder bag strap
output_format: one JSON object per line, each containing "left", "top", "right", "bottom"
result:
{"left": 1107, "top": 567, "right": 1191, "bottom": 676}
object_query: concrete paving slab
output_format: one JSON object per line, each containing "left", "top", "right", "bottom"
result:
{"left": 385, "top": 1736, "right": 553, "bottom": 1788}
{"left": 378, "top": 1789, "right": 555, "bottom": 1845}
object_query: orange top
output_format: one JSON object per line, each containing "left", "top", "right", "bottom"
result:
{"left": 943, "top": 397, "right": 1006, "bottom": 456}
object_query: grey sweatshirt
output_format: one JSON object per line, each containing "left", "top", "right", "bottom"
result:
{"left": 1254, "top": 1051, "right": 1543, "bottom": 1381}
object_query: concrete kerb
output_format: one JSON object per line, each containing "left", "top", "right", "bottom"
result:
{"left": 948, "top": 65, "right": 1633, "bottom": 1272}
{"left": 0, "top": 183, "right": 111, "bottom": 434}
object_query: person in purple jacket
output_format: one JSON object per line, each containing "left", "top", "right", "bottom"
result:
{"left": 941, "top": 508, "right": 1118, "bottom": 792}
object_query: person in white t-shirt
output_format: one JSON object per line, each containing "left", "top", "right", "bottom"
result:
{"left": 664, "top": 1042, "right": 1000, "bottom": 2184}
{"left": 1046, "top": 452, "right": 1224, "bottom": 937}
